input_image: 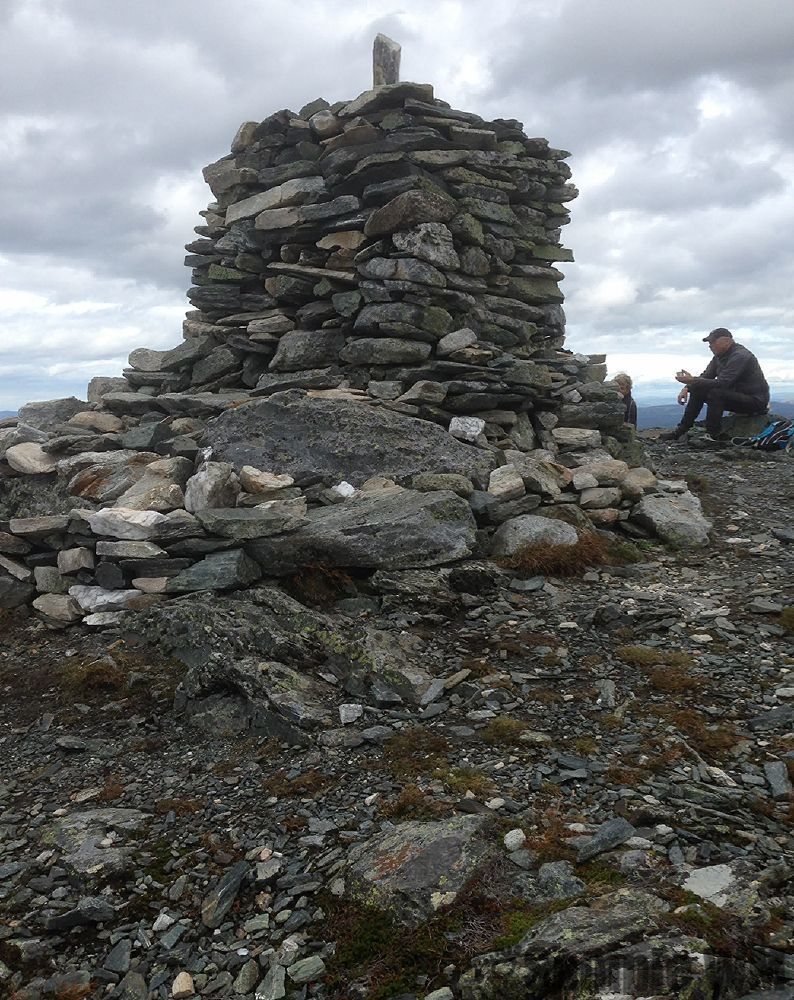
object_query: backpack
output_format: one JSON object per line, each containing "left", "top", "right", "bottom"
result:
{"left": 732, "top": 418, "right": 794, "bottom": 452}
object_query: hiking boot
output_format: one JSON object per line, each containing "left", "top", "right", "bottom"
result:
{"left": 690, "top": 433, "right": 728, "bottom": 449}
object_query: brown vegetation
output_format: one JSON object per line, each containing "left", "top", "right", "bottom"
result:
{"left": 379, "top": 785, "right": 450, "bottom": 821}
{"left": 381, "top": 727, "right": 450, "bottom": 778}
{"left": 614, "top": 645, "right": 694, "bottom": 668}
{"left": 494, "top": 532, "right": 612, "bottom": 577}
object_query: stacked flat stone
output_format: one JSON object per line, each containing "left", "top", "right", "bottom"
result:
{"left": 0, "top": 80, "right": 711, "bottom": 626}
{"left": 131, "top": 81, "right": 580, "bottom": 447}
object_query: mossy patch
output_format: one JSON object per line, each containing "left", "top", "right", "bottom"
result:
{"left": 578, "top": 860, "right": 628, "bottom": 890}
{"left": 261, "top": 768, "right": 336, "bottom": 797}
{"left": 651, "top": 707, "right": 739, "bottom": 760}
{"left": 490, "top": 899, "right": 570, "bottom": 949}
{"left": 439, "top": 765, "right": 495, "bottom": 797}
{"left": 285, "top": 563, "right": 357, "bottom": 606}
{"left": 647, "top": 665, "right": 704, "bottom": 693}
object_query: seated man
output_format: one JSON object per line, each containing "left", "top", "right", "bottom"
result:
{"left": 662, "top": 328, "right": 769, "bottom": 441}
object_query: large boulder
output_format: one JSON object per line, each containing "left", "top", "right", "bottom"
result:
{"left": 60, "top": 451, "right": 162, "bottom": 504}
{"left": 0, "top": 574, "right": 35, "bottom": 608}
{"left": 202, "top": 394, "right": 494, "bottom": 488}
{"left": 246, "top": 487, "right": 477, "bottom": 573}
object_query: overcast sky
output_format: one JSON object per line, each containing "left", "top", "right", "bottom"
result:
{"left": 2, "top": 0, "right": 793, "bottom": 410}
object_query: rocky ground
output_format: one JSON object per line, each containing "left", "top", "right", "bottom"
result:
{"left": 1, "top": 440, "right": 792, "bottom": 1000}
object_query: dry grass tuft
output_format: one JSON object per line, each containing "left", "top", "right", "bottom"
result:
{"left": 381, "top": 727, "right": 450, "bottom": 778}
{"left": 614, "top": 645, "right": 694, "bottom": 668}
{"left": 685, "top": 473, "right": 710, "bottom": 496}
{"left": 479, "top": 716, "right": 528, "bottom": 747}
{"left": 262, "top": 768, "right": 335, "bottom": 797}
{"left": 97, "top": 774, "right": 125, "bottom": 803}
{"left": 379, "top": 785, "right": 450, "bottom": 821}
{"left": 650, "top": 706, "right": 740, "bottom": 760}
{"left": 154, "top": 797, "right": 204, "bottom": 817}
{"left": 61, "top": 655, "right": 125, "bottom": 693}
{"left": 494, "top": 533, "right": 611, "bottom": 578}
{"left": 647, "top": 666, "right": 704, "bottom": 693}
{"left": 52, "top": 986, "right": 95, "bottom": 1000}
{"left": 439, "top": 766, "right": 495, "bottom": 797}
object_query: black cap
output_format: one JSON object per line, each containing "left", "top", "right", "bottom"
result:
{"left": 703, "top": 327, "right": 733, "bottom": 343}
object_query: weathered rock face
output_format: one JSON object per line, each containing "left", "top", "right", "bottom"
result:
{"left": 345, "top": 816, "right": 489, "bottom": 924}
{"left": 632, "top": 492, "right": 712, "bottom": 546}
{"left": 246, "top": 487, "right": 478, "bottom": 572}
{"left": 204, "top": 394, "right": 495, "bottom": 488}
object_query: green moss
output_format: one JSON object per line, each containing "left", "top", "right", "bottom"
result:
{"left": 322, "top": 864, "right": 574, "bottom": 998}
{"left": 685, "top": 474, "right": 710, "bottom": 496}
{"left": 323, "top": 900, "right": 456, "bottom": 1000}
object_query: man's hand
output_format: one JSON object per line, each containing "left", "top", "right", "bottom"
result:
{"left": 675, "top": 369, "right": 694, "bottom": 386}
{"left": 677, "top": 386, "right": 689, "bottom": 405}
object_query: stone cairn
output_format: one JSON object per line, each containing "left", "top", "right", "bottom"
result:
{"left": 0, "top": 38, "right": 707, "bottom": 627}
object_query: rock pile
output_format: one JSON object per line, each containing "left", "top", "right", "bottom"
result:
{"left": 0, "top": 75, "right": 711, "bottom": 627}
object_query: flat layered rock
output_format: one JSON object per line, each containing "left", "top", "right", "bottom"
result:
{"left": 18, "top": 397, "right": 87, "bottom": 429}
{"left": 246, "top": 487, "right": 477, "bottom": 573}
{"left": 195, "top": 506, "right": 305, "bottom": 540}
{"left": 167, "top": 550, "right": 261, "bottom": 592}
{"left": 203, "top": 395, "right": 494, "bottom": 487}
{"left": 364, "top": 187, "right": 457, "bottom": 237}
{"left": 338, "top": 82, "right": 434, "bottom": 118}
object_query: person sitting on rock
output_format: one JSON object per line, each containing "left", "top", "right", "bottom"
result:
{"left": 614, "top": 372, "right": 637, "bottom": 427}
{"left": 661, "top": 328, "right": 769, "bottom": 442}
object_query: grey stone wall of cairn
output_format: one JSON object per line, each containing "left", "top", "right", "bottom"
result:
{"left": 0, "top": 63, "right": 711, "bottom": 627}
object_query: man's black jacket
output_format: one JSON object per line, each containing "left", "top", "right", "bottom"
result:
{"left": 692, "top": 343, "right": 769, "bottom": 402}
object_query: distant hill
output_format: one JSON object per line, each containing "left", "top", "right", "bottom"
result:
{"left": 637, "top": 400, "right": 794, "bottom": 430}
{"left": 0, "top": 411, "right": 16, "bottom": 419}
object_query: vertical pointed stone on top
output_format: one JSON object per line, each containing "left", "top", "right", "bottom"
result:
{"left": 373, "top": 34, "right": 401, "bottom": 86}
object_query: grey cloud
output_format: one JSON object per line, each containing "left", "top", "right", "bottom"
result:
{"left": 492, "top": 0, "right": 794, "bottom": 95}
{"left": 1, "top": 0, "right": 793, "bottom": 410}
